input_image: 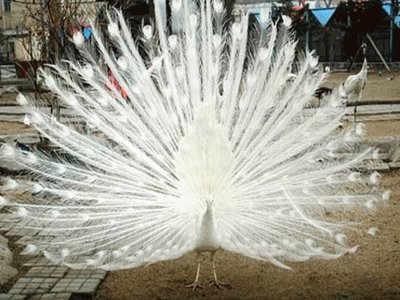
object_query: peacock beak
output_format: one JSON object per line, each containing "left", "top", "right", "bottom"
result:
{"left": 205, "top": 198, "right": 213, "bottom": 210}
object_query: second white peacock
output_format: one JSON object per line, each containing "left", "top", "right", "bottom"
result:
{"left": 0, "top": 0, "right": 389, "bottom": 290}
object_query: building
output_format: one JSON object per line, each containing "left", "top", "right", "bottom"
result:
{"left": 0, "top": 0, "right": 27, "bottom": 63}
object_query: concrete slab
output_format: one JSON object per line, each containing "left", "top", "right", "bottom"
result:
{"left": 51, "top": 278, "right": 101, "bottom": 294}
{"left": 0, "top": 294, "right": 27, "bottom": 300}
{"left": 24, "top": 266, "right": 69, "bottom": 278}
{"left": 29, "top": 293, "right": 72, "bottom": 300}
{"left": 8, "top": 277, "right": 58, "bottom": 295}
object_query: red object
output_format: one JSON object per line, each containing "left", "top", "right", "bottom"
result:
{"left": 293, "top": 0, "right": 305, "bottom": 11}
{"left": 107, "top": 69, "right": 128, "bottom": 100}
{"left": 70, "top": 26, "right": 79, "bottom": 35}
{"left": 292, "top": 3, "right": 304, "bottom": 11}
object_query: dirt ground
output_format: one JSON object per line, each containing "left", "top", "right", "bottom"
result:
{"left": 96, "top": 171, "right": 400, "bottom": 300}
{"left": 324, "top": 70, "right": 400, "bottom": 101}
{"left": 95, "top": 71, "right": 400, "bottom": 300}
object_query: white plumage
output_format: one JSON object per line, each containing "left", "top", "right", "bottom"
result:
{"left": 340, "top": 44, "right": 368, "bottom": 100}
{"left": 340, "top": 63, "right": 367, "bottom": 100}
{"left": 0, "top": 1, "right": 387, "bottom": 289}
{"left": 340, "top": 44, "right": 368, "bottom": 122}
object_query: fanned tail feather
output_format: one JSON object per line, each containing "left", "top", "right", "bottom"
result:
{"left": 0, "top": 0, "right": 387, "bottom": 270}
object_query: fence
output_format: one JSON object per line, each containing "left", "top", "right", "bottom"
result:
{"left": 292, "top": 2, "right": 400, "bottom": 63}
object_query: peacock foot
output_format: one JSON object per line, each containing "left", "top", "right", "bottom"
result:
{"left": 186, "top": 281, "right": 204, "bottom": 291}
{"left": 209, "top": 280, "right": 229, "bottom": 289}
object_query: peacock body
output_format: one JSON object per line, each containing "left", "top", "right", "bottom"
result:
{"left": 0, "top": 0, "right": 388, "bottom": 287}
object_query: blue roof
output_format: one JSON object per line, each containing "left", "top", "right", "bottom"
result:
{"left": 382, "top": 2, "right": 400, "bottom": 27}
{"left": 253, "top": 13, "right": 269, "bottom": 29}
{"left": 382, "top": 3, "right": 391, "bottom": 16}
{"left": 310, "top": 7, "right": 336, "bottom": 27}
{"left": 83, "top": 27, "right": 92, "bottom": 40}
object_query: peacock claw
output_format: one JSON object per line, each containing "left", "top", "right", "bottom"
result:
{"left": 186, "top": 282, "right": 204, "bottom": 291}
{"left": 209, "top": 280, "right": 228, "bottom": 289}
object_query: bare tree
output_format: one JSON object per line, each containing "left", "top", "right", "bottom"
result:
{"left": 16, "top": 0, "right": 99, "bottom": 64}
{"left": 14, "top": 0, "right": 100, "bottom": 119}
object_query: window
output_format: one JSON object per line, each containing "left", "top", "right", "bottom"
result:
{"left": 4, "top": 0, "right": 11, "bottom": 12}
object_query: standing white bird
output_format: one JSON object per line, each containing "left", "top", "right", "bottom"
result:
{"left": 0, "top": 1, "right": 388, "bottom": 290}
{"left": 340, "top": 43, "right": 368, "bottom": 122}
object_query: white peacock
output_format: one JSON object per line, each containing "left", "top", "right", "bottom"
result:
{"left": 0, "top": 0, "right": 389, "bottom": 290}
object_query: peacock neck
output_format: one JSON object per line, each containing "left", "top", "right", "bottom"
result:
{"left": 196, "top": 202, "right": 219, "bottom": 252}
{"left": 202, "top": 203, "right": 214, "bottom": 228}
{"left": 361, "top": 58, "right": 368, "bottom": 73}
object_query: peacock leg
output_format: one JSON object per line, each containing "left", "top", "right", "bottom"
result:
{"left": 209, "top": 251, "right": 228, "bottom": 289}
{"left": 354, "top": 91, "right": 362, "bottom": 124}
{"left": 186, "top": 253, "right": 204, "bottom": 290}
{"left": 354, "top": 97, "right": 358, "bottom": 123}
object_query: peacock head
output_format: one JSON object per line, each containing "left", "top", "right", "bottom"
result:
{"left": 362, "top": 43, "right": 367, "bottom": 55}
{"left": 205, "top": 197, "right": 214, "bottom": 211}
